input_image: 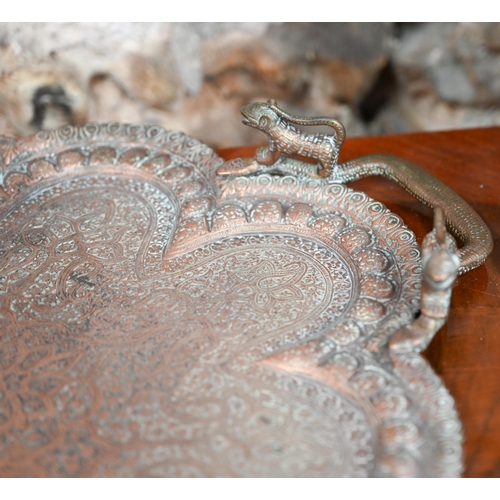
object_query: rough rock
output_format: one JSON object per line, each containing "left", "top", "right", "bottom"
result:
{"left": 0, "top": 22, "right": 499, "bottom": 147}
{"left": 371, "top": 22, "right": 500, "bottom": 134}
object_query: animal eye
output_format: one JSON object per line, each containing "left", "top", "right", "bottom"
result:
{"left": 259, "top": 116, "right": 270, "bottom": 129}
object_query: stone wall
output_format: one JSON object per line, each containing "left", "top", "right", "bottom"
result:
{"left": 1, "top": 22, "right": 499, "bottom": 148}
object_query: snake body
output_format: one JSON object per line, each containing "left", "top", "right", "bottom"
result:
{"left": 335, "top": 154, "right": 493, "bottom": 275}
{"left": 223, "top": 101, "right": 493, "bottom": 275}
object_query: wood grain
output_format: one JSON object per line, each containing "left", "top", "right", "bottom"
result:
{"left": 217, "top": 127, "right": 500, "bottom": 478}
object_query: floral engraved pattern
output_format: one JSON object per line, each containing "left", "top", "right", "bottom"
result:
{"left": 169, "top": 237, "right": 352, "bottom": 344}
{"left": 231, "top": 260, "right": 307, "bottom": 313}
{"left": 0, "top": 123, "right": 462, "bottom": 477}
{"left": 0, "top": 137, "right": 21, "bottom": 167}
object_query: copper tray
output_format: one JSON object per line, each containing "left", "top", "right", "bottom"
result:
{"left": 0, "top": 104, "right": 492, "bottom": 477}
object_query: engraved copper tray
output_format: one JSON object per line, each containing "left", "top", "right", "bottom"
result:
{"left": 0, "top": 112, "right": 491, "bottom": 477}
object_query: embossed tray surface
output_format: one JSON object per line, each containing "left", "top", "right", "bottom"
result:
{"left": 0, "top": 123, "right": 465, "bottom": 477}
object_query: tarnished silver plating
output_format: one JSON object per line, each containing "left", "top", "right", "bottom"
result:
{"left": 0, "top": 102, "right": 492, "bottom": 477}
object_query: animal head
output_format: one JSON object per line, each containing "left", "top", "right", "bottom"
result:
{"left": 240, "top": 100, "right": 280, "bottom": 132}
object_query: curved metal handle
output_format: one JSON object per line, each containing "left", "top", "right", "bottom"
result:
{"left": 221, "top": 100, "right": 493, "bottom": 275}
{"left": 335, "top": 154, "right": 493, "bottom": 275}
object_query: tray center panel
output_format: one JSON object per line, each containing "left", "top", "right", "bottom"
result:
{"left": 0, "top": 173, "right": 374, "bottom": 477}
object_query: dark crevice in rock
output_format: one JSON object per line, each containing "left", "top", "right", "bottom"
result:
{"left": 393, "top": 22, "right": 424, "bottom": 40}
{"left": 30, "top": 84, "right": 73, "bottom": 129}
{"left": 359, "top": 62, "right": 398, "bottom": 123}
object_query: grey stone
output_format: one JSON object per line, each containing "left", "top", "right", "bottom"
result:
{"left": 0, "top": 22, "right": 499, "bottom": 147}
{"left": 264, "top": 23, "right": 391, "bottom": 65}
{"left": 429, "top": 61, "right": 476, "bottom": 104}
{"left": 170, "top": 24, "right": 203, "bottom": 96}
{"left": 474, "top": 53, "right": 500, "bottom": 99}
{"left": 391, "top": 23, "right": 455, "bottom": 67}
{"left": 484, "top": 23, "right": 500, "bottom": 52}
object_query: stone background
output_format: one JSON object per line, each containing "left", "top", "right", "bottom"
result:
{"left": 1, "top": 22, "right": 499, "bottom": 148}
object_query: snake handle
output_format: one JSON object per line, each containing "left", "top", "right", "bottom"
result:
{"left": 335, "top": 154, "right": 493, "bottom": 275}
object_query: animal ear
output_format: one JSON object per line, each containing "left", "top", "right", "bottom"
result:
{"left": 259, "top": 115, "right": 270, "bottom": 130}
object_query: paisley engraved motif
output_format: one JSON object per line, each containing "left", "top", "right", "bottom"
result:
{"left": 0, "top": 124, "right": 462, "bottom": 477}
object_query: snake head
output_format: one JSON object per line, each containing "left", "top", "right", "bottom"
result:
{"left": 241, "top": 101, "right": 279, "bottom": 132}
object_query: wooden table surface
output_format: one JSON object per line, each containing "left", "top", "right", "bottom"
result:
{"left": 217, "top": 127, "right": 500, "bottom": 478}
